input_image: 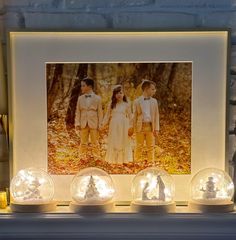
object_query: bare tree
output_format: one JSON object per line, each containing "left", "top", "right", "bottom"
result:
{"left": 167, "top": 63, "right": 178, "bottom": 91}
{"left": 65, "top": 64, "right": 88, "bottom": 139}
{"left": 47, "top": 64, "right": 63, "bottom": 121}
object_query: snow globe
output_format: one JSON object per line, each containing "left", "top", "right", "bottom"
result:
{"left": 10, "top": 167, "right": 56, "bottom": 212}
{"left": 189, "top": 168, "right": 234, "bottom": 212}
{"left": 70, "top": 167, "right": 115, "bottom": 213}
{"left": 131, "top": 167, "right": 175, "bottom": 213}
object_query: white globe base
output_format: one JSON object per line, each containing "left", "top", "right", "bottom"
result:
{"left": 70, "top": 201, "right": 114, "bottom": 214}
{"left": 10, "top": 201, "right": 57, "bottom": 213}
{"left": 188, "top": 200, "right": 234, "bottom": 213}
{"left": 131, "top": 201, "right": 176, "bottom": 213}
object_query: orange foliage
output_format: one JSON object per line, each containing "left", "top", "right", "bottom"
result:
{"left": 48, "top": 106, "right": 190, "bottom": 175}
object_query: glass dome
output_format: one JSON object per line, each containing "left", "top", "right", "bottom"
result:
{"left": 10, "top": 167, "right": 54, "bottom": 204}
{"left": 132, "top": 167, "right": 175, "bottom": 204}
{"left": 70, "top": 167, "right": 115, "bottom": 204}
{"left": 190, "top": 168, "right": 234, "bottom": 204}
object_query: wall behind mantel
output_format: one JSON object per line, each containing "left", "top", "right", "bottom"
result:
{"left": 1, "top": 0, "right": 236, "bottom": 190}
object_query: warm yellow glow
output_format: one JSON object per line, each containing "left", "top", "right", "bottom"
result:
{"left": 192, "top": 169, "right": 235, "bottom": 202}
{"left": 140, "top": 180, "right": 146, "bottom": 189}
{"left": 164, "top": 188, "right": 172, "bottom": 201}
{"left": 228, "top": 182, "right": 234, "bottom": 191}
{"left": 146, "top": 173, "right": 152, "bottom": 179}
{"left": 0, "top": 192, "right": 7, "bottom": 209}
{"left": 16, "top": 191, "right": 23, "bottom": 197}
{"left": 136, "top": 172, "right": 173, "bottom": 202}
{"left": 39, "top": 178, "right": 46, "bottom": 185}
{"left": 218, "top": 189, "right": 228, "bottom": 198}
{"left": 75, "top": 175, "right": 114, "bottom": 201}
{"left": 11, "top": 168, "right": 54, "bottom": 203}
{"left": 213, "top": 176, "right": 219, "bottom": 183}
{"left": 10, "top": 31, "right": 228, "bottom": 38}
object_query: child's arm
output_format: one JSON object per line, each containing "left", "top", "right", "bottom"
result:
{"left": 155, "top": 101, "right": 160, "bottom": 131}
{"left": 132, "top": 99, "right": 138, "bottom": 130}
{"left": 127, "top": 102, "right": 134, "bottom": 136}
{"left": 127, "top": 102, "right": 133, "bottom": 128}
{"left": 97, "top": 97, "right": 103, "bottom": 130}
{"left": 101, "top": 103, "right": 111, "bottom": 128}
{"left": 154, "top": 100, "right": 160, "bottom": 137}
{"left": 74, "top": 97, "right": 81, "bottom": 130}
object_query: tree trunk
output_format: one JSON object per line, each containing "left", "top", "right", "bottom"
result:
{"left": 65, "top": 64, "right": 88, "bottom": 140}
{"left": 167, "top": 63, "right": 178, "bottom": 91}
{"left": 89, "top": 64, "right": 96, "bottom": 83}
{"left": 154, "top": 63, "right": 166, "bottom": 82}
{"left": 47, "top": 64, "right": 63, "bottom": 121}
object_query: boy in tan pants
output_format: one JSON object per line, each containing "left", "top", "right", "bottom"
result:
{"left": 133, "top": 80, "right": 159, "bottom": 162}
{"left": 75, "top": 78, "right": 103, "bottom": 158}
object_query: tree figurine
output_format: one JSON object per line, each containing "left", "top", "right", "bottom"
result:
{"left": 201, "top": 176, "right": 219, "bottom": 199}
{"left": 157, "top": 175, "right": 166, "bottom": 201}
{"left": 84, "top": 176, "right": 100, "bottom": 200}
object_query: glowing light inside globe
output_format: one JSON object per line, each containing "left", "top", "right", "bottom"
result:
{"left": 10, "top": 168, "right": 54, "bottom": 203}
{"left": 71, "top": 167, "right": 115, "bottom": 204}
{"left": 190, "top": 168, "right": 234, "bottom": 204}
{"left": 132, "top": 167, "right": 175, "bottom": 204}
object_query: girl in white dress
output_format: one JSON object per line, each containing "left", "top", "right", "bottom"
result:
{"left": 102, "top": 85, "right": 133, "bottom": 164}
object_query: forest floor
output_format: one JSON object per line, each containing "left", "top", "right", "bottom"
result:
{"left": 48, "top": 109, "right": 191, "bottom": 175}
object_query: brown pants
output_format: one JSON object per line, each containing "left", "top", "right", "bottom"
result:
{"left": 135, "top": 123, "right": 154, "bottom": 162}
{"left": 80, "top": 126, "right": 99, "bottom": 157}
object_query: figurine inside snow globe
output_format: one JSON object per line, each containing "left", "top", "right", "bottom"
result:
{"left": 70, "top": 167, "right": 115, "bottom": 213}
{"left": 10, "top": 167, "right": 56, "bottom": 212}
{"left": 131, "top": 167, "right": 175, "bottom": 213}
{"left": 189, "top": 168, "right": 234, "bottom": 212}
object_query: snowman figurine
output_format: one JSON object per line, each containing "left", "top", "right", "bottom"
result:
{"left": 201, "top": 176, "right": 219, "bottom": 199}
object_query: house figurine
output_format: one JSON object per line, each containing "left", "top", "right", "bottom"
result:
{"left": 23, "top": 178, "right": 42, "bottom": 201}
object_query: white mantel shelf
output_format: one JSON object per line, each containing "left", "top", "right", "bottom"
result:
{"left": 1, "top": 206, "right": 236, "bottom": 239}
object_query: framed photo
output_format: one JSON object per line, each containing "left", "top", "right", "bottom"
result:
{"left": 8, "top": 31, "right": 229, "bottom": 202}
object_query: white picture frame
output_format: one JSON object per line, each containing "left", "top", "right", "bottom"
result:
{"left": 8, "top": 31, "right": 229, "bottom": 203}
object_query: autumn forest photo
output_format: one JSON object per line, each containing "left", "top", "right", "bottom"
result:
{"left": 47, "top": 62, "right": 192, "bottom": 175}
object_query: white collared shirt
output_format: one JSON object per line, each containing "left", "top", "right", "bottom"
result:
{"left": 141, "top": 96, "right": 152, "bottom": 122}
{"left": 84, "top": 91, "right": 94, "bottom": 107}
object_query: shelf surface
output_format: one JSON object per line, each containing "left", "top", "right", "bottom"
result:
{"left": 1, "top": 205, "right": 236, "bottom": 239}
